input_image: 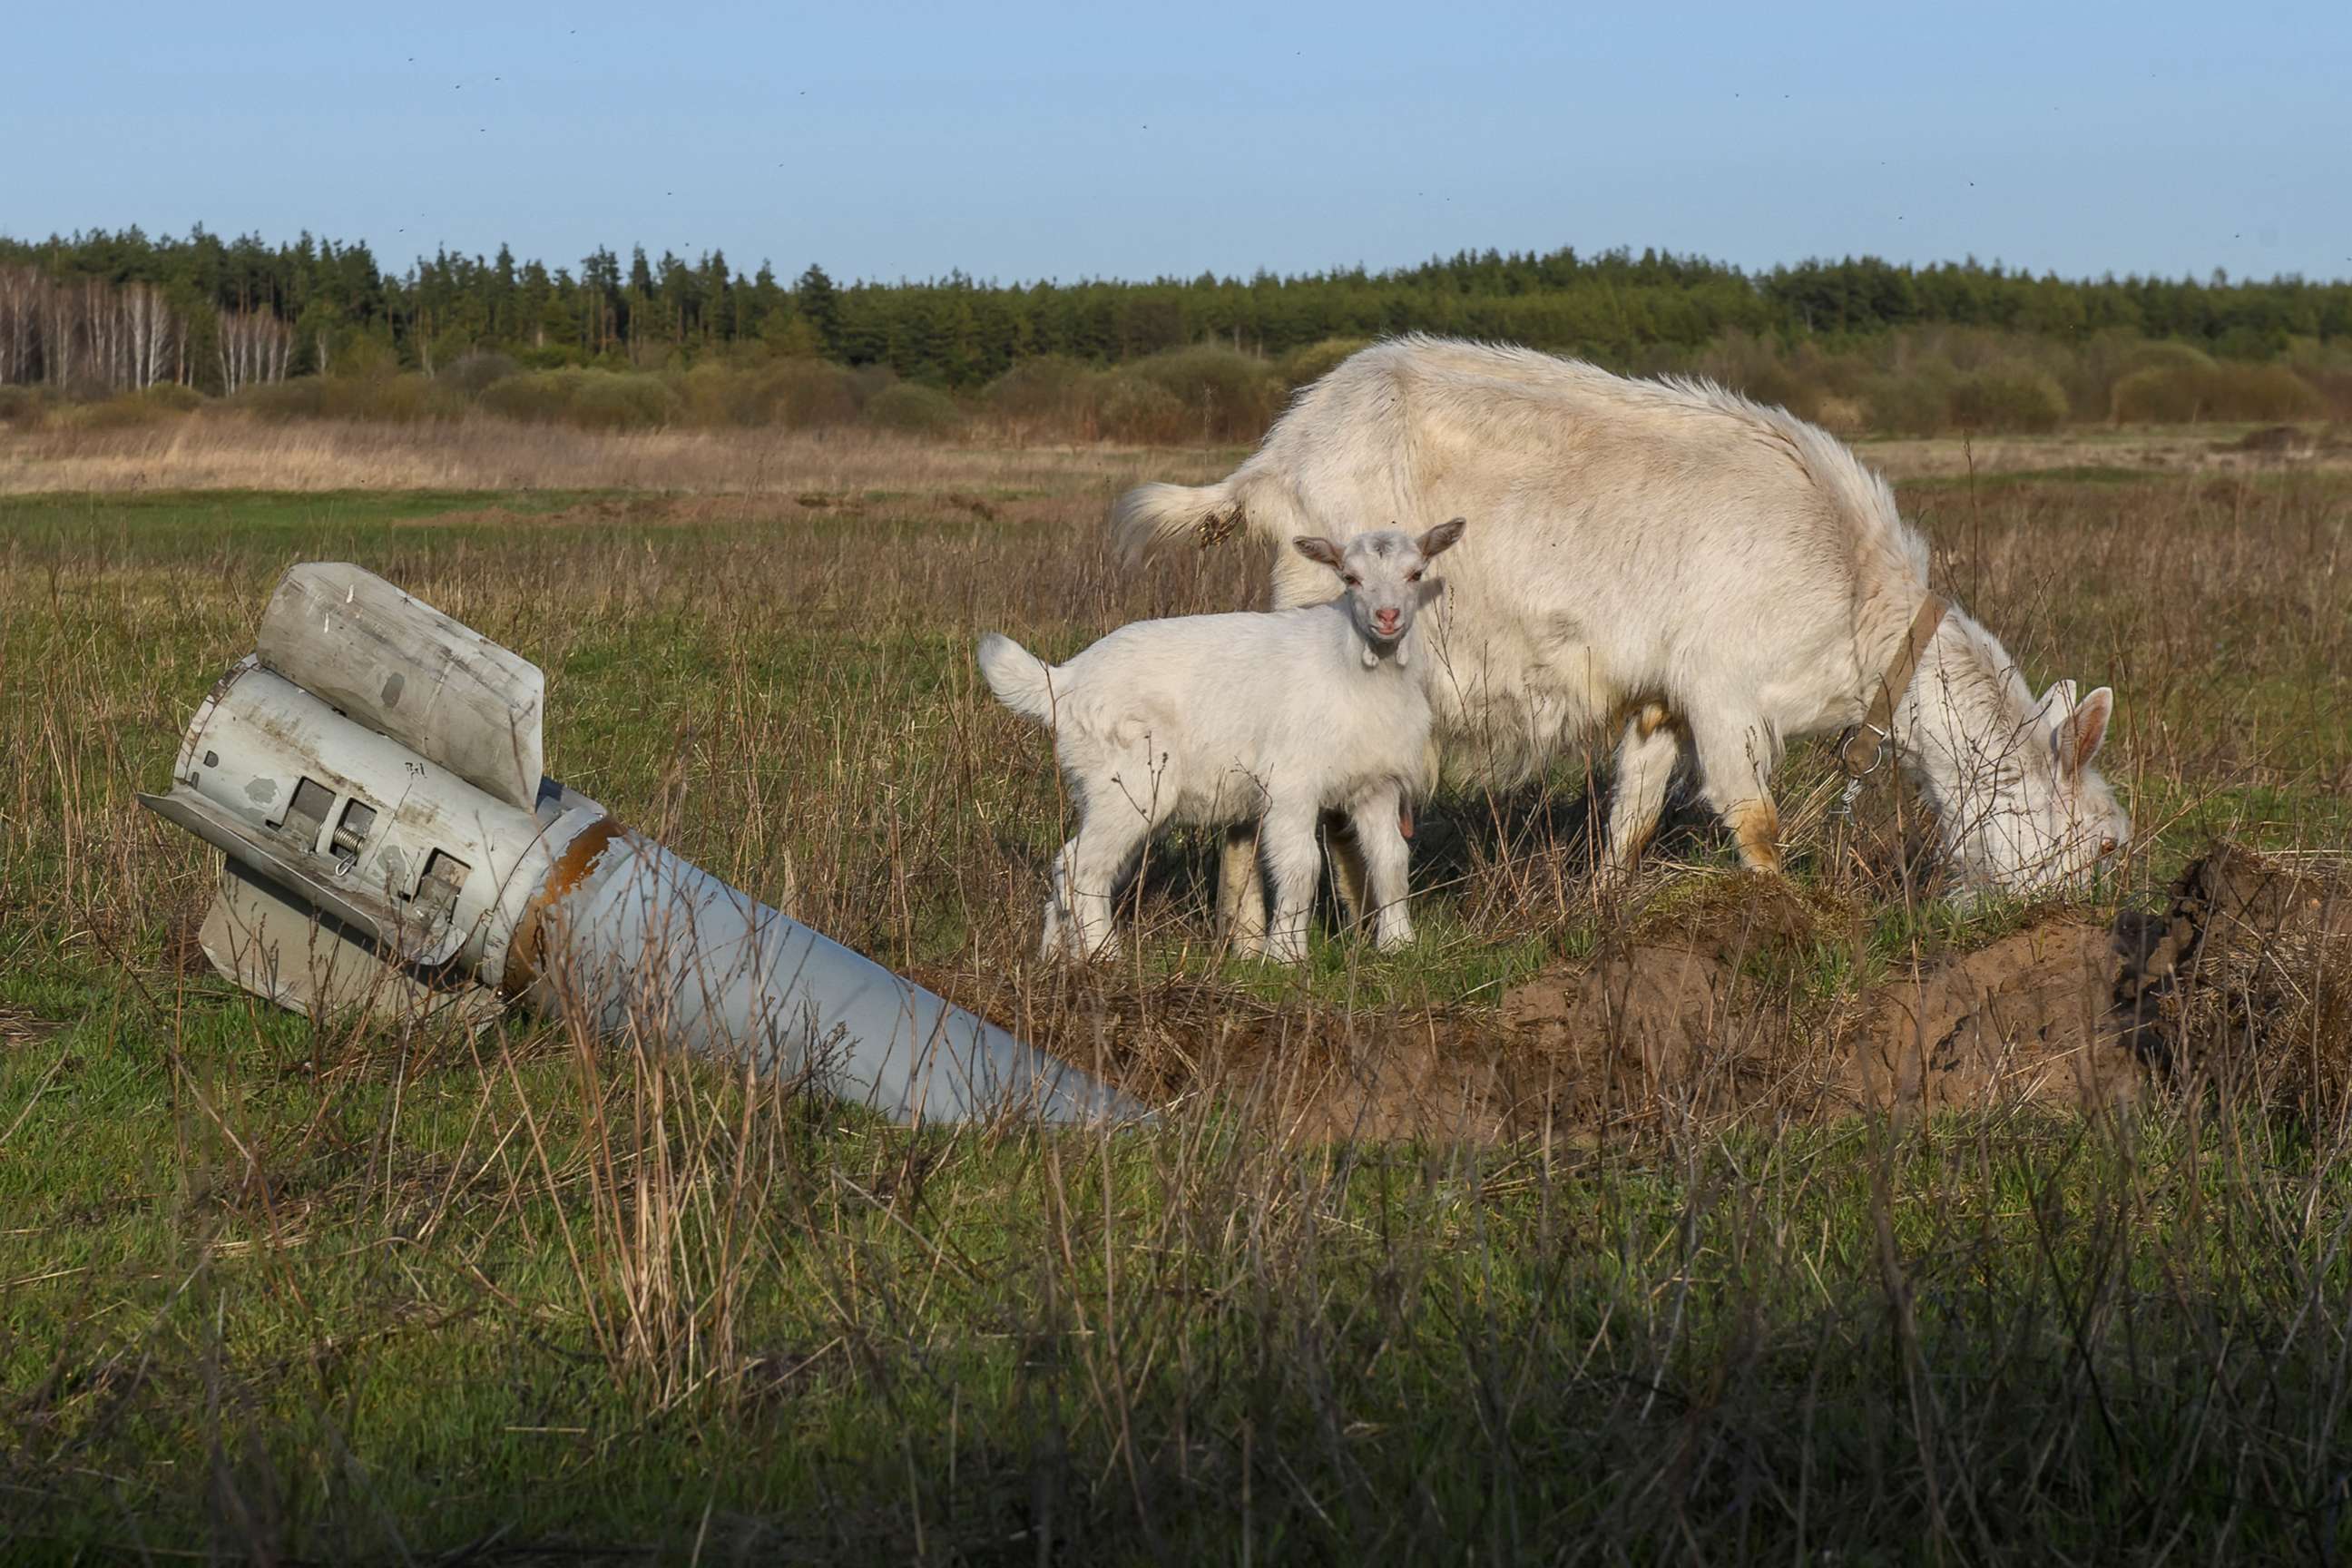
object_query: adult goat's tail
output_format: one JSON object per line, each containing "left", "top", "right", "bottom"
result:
{"left": 1110, "top": 479, "right": 1246, "bottom": 567}
{"left": 976, "top": 634, "right": 1057, "bottom": 724}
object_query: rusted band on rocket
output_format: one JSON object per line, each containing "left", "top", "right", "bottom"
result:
{"left": 500, "top": 815, "right": 626, "bottom": 997}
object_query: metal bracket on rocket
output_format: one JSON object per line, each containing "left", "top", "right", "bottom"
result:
{"left": 141, "top": 562, "right": 1144, "bottom": 1127}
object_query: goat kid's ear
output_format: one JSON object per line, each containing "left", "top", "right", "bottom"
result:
{"left": 2053, "top": 686, "right": 2113, "bottom": 777}
{"left": 1416, "top": 517, "right": 1467, "bottom": 559}
{"left": 2038, "top": 679, "right": 2080, "bottom": 725}
{"left": 1293, "top": 535, "right": 1345, "bottom": 571}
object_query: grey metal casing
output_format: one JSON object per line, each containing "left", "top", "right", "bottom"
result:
{"left": 526, "top": 829, "right": 1137, "bottom": 1123}
{"left": 258, "top": 561, "right": 545, "bottom": 810}
{"left": 141, "top": 562, "right": 1147, "bottom": 1127}
{"left": 142, "top": 658, "right": 601, "bottom": 982}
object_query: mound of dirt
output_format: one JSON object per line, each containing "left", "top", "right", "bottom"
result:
{"left": 1066, "top": 987, "right": 1553, "bottom": 1145}
{"left": 2116, "top": 845, "right": 2352, "bottom": 1113}
{"left": 1500, "top": 906, "right": 2141, "bottom": 1127}
{"left": 1004, "top": 845, "right": 2349, "bottom": 1144}
{"left": 1847, "top": 920, "right": 2141, "bottom": 1113}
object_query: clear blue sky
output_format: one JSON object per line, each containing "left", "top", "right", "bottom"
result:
{"left": 6, "top": 0, "right": 2347, "bottom": 284}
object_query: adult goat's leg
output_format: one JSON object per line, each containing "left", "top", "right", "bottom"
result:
{"left": 1322, "top": 808, "right": 1371, "bottom": 926}
{"left": 1688, "top": 706, "right": 1783, "bottom": 875}
{"left": 1602, "top": 703, "right": 1681, "bottom": 884}
{"left": 1216, "top": 823, "right": 1268, "bottom": 956}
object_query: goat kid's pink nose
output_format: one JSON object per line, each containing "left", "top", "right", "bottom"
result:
{"left": 1375, "top": 610, "right": 1401, "bottom": 630}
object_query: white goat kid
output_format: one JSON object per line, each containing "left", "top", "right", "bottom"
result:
{"left": 979, "top": 522, "right": 1463, "bottom": 964}
{"left": 1113, "top": 336, "right": 2127, "bottom": 923}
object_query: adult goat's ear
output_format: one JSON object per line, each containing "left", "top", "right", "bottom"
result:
{"left": 2053, "top": 686, "right": 2113, "bottom": 777}
{"left": 1293, "top": 536, "right": 1345, "bottom": 571}
{"left": 1417, "top": 517, "right": 1467, "bottom": 558}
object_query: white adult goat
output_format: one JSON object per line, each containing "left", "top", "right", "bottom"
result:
{"left": 979, "top": 522, "right": 1464, "bottom": 963}
{"left": 1114, "top": 337, "right": 2126, "bottom": 939}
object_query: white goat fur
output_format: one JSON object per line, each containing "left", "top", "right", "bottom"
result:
{"left": 979, "top": 524, "right": 1461, "bottom": 963}
{"left": 1113, "top": 336, "right": 2128, "bottom": 911}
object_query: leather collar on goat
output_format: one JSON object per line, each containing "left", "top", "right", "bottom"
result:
{"left": 1836, "top": 593, "right": 1949, "bottom": 779}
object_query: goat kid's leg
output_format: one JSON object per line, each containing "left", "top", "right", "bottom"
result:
{"left": 1042, "top": 842, "right": 1076, "bottom": 959}
{"left": 1351, "top": 789, "right": 1415, "bottom": 951}
{"left": 1062, "top": 816, "right": 1148, "bottom": 960}
{"left": 1216, "top": 822, "right": 1269, "bottom": 956}
{"left": 1687, "top": 708, "right": 1784, "bottom": 876}
{"left": 1259, "top": 806, "right": 1324, "bottom": 965}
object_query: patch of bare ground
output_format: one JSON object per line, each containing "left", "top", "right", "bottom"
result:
{"left": 975, "top": 845, "right": 2352, "bottom": 1146}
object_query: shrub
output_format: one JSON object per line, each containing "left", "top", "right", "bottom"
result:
{"left": 328, "top": 373, "right": 467, "bottom": 423}
{"left": 142, "top": 382, "right": 204, "bottom": 414}
{"left": 2298, "top": 370, "right": 2352, "bottom": 424}
{"left": 441, "top": 352, "right": 520, "bottom": 397}
{"left": 1860, "top": 369, "right": 1956, "bottom": 437}
{"left": 2111, "top": 364, "right": 2321, "bottom": 424}
{"left": 73, "top": 391, "right": 193, "bottom": 430}
{"left": 863, "top": 383, "right": 965, "bottom": 437}
{"left": 1948, "top": 367, "right": 2070, "bottom": 433}
{"left": 1727, "top": 363, "right": 1827, "bottom": 421}
{"left": 1127, "top": 345, "right": 1285, "bottom": 442}
{"left": 228, "top": 374, "right": 465, "bottom": 423}
{"left": 848, "top": 365, "right": 898, "bottom": 405}
{"left": 1278, "top": 337, "right": 1372, "bottom": 388}
{"left": 2116, "top": 339, "right": 2217, "bottom": 377}
{"left": 0, "top": 386, "right": 45, "bottom": 427}
{"left": 1093, "top": 372, "right": 1189, "bottom": 444}
{"left": 324, "top": 332, "right": 401, "bottom": 379}
{"left": 480, "top": 369, "right": 679, "bottom": 430}
{"left": 568, "top": 372, "right": 681, "bottom": 430}
{"left": 748, "top": 360, "right": 863, "bottom": 428}
{"left": 985, "top": 356, "right": 1101, "bottom": 430}
{"left": 671, "top": 362, "right": 765, "bottom": 426}
{"left": 1690, "top": 331, "right": 1793, "bottom": 399}
{"left": 1811, "top": 395, "right": 1871, "bottom": 437}
{"left": 224, "top": 379, "right": 331, "bottom": 422}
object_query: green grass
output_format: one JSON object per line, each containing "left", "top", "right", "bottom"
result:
{"left": 4, "top": 467, "right": 2351, "bottom": 1562}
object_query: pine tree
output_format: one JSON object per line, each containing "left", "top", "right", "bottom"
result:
{"left": 795, "top": 264, "right": 840, "bottom": 357}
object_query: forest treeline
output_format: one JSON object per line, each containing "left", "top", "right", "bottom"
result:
{"left": 3, "top": 225, "right": 2350, "bottom": 439}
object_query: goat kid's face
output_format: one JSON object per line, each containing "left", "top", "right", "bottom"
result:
{"left": 1293, "top": 518, "right": 1465, "bottom": 666}
{"left": 1960, "top": 680, "right": 2130, "bottom": 897}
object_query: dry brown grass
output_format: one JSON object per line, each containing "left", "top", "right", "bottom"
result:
{"left": 9, "top": 409, "right": 2350, "bottom": 498}
{"left": 0, "top": 411, "right": 1235, "bottom": 496}
{"left": 1861, "top": 425, "right": 2352, "bottom": 478}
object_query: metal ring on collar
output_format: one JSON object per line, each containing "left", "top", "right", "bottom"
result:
{"left": 1837, "top": 721, "right": 1891, "bottom": 779}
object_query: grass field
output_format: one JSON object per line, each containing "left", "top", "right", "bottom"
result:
{"left": 3, "top": 423, "right": 2351, "bottom": 1563}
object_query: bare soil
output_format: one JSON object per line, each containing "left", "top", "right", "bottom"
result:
{"left": 1081, "top": 846, "right": 2352, "bottom": 1143}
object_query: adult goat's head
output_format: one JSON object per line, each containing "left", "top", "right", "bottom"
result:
{"left": 1939, "top": 668, "right": 2130, "bottom": 898}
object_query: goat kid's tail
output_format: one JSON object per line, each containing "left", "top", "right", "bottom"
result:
{"left": 1110, "top": 478, "right": 1247, "bottom": 566}
{"left": 977, "top": 634, "right": 1057, "bottom": 724}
